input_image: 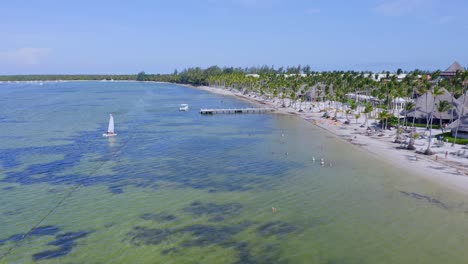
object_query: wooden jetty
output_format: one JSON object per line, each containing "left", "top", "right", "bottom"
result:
{"left": 200, "top": 107, "right": 275, "bottom": 115}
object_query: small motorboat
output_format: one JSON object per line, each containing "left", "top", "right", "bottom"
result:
{"left": 179, "top": 104, "right": 189, "bottom": 111}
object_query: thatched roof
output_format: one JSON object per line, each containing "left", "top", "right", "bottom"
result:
{"left": 404, "top": 88, "right": 459, "bottom": 120}
{"left": 441, "top": 61, "right": 464, "bottom": 76}
{"left": 447, "top": 112, "right": 468, "bottom": 131}
{"left": 445, "top": 61, "right": 464, "bottom": 73}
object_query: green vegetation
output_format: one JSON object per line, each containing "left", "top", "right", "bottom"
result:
{"left": 136, "top": 71, "right": 147, "bottom": 81}
{"left": 0, "top": 74, "right": 136, "bottom": 81}
{"left": 2, "top": 66, "right": 468, "bottom": 152}
{"left": 387, "top": 121, "right": 440, "bottom": 129}
{"left": 436, "top": 132, "right": 468, "bottom": 145}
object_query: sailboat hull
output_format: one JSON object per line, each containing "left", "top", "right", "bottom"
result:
{"left": 102, "top": 133, "right": 117, "bottom": 137}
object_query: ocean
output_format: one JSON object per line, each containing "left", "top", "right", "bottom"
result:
{"left": 1, "top": 81, "right": 468, "bottom": 263}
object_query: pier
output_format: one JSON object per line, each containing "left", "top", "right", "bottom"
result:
{"left": 200, "top": 107, "right": 275, "bottom": 115}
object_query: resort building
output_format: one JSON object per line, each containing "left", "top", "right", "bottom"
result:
{"left": 345, "top": 93, "right": 381, "bottom": 104}
{"left": 440, "top": 61, "right": 465, "bottom": 79}
{"left": 245, "top": 74, "right": 260, "bottom": 78}
{"left": 363, "top": 73, "right": 421, "bottom": 82}
{"left": 404, "top": 88, "right": 460, "bottom": 125}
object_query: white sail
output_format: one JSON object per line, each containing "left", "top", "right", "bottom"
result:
{"left": 107, "top": 114, "right": 115, "bottom": 133}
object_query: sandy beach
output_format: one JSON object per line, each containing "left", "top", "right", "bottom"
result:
{"left": 191, "top": 85, "right": 468, "bottom": 194}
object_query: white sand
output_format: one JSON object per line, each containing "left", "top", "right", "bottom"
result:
{"left": 190, "top": 85, "right": 468, "bottom": 194}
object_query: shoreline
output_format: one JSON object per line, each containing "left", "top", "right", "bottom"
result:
{"left": 190, "top": 84, "right": 468, "bottom": 195}
{"left": 5, "top": 80, "right": 468, "bottom": 194}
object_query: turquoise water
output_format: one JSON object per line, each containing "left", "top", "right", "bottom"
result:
{"left": 1, "top": 81, "right": 468, "bottom": 263}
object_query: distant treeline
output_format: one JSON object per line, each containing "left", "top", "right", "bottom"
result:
{"left": 0, "top": 65, "right": 435, "bottom": 86}
{"left": 0, "top": 74, "right": 137, "bottom": 82}
{"left": 0, "top": 66, "right": 254, "bottom": 85}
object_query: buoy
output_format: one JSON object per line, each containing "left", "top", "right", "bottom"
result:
{"left": 312, "top": 156, "right": 315, "bottom": 162}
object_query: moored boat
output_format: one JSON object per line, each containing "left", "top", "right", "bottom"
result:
{"left": 179, "top": 104, "right": 189, "bottom": 111}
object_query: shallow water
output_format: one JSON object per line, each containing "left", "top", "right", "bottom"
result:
{"left": 1, "top": 81, "right": 468, "bottom": 263}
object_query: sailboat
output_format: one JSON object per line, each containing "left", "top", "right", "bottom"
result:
{"left": 102, "top": 114, "right": 117, "bottom": 137}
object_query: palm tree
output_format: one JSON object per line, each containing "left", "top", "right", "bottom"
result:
{"left": 452, "top": 71, "right": 468, "bottom": 146}
{"left": 407, "top": 132, "right": 419, "bottom": 150}
{"left": 417, "top": 79, "right": 431, "bottom": 128}
{"left": 436, "top": 100, "right": 452, "bottom": 132}
{"left": 404, "top": 102, "right": 415, "bottom": 128}
{"left": 363, "top": 102, "right": 373, "bottom": 128}
{"left": 378, "top": 110, "right": 391, "bottom": 130}
{"left": 424, "top": 85, "right": 444, "bottom": 155}
{"left": 354, "top": 113, "right": 361, "bottom": 124}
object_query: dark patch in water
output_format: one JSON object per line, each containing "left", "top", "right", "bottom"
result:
{"left": 30, "top": 226, "right": 60, "bottom": 236}
{"left": 32, "top": 231, "right": 91, "bottom": 260}
{"left": 104, "top": 222, "right": 116, "bottom": 228}
{"left": 399, "top": 191, "right": 449, "bottom": 209}
{"left": 208, "top": 216, "right": 225, "bottom": 222}
{"left": 48, "top": 231, "right": 90, "bottom": 246}
{"left": 47, "top": 188, "right": 63, "bottom": 193}
{"left": 233, "top": 242, "right": 255, "bottom": 264}
{"left": 2, "top": 186, "right": 15, "bottom": 191}
{"left": 126, "top": 200, "right": 299, "bottom": 261}
{"left": 140, "top": 213, "right": 177, "bottom": 222}
{"left": 3, "top": 208, "right": 22, "bottom": 216}
{"left": 235, "top": 242, "right": 288, "bottom": 264}
{"left": 0, "top": 225, "right": 60, "bottom": 246}
{"left": 128, "top": 227, "right": 172, "bottom": 246}
{"left": 226, "top": 241, "right": 287, "bottom": 264}
{"left": 257, "top": 222, "right": 297, "bottom": 237}
{"left": 161, "top": 247, "right": 179, "bottom": 255}
{"left": 179, "top": 221, "right": 253, "bottom": 247}
{"left": 0, "top": 234, "right": 24, "bottom": 245}
{"left": 183, "top": 201, "right": 242, "bottom": 221}
{"left": 127, "top": 221, "right": 253, "bottom": 254}
{"left": 0, "top": 116, "right": 300, "bottom": 193}
{"left": 108, "top": 185, "right": 124, "bottom": 194}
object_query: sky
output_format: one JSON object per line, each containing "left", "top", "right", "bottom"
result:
{"left": 1, "top": 0, "right": 468, "bottom": 74}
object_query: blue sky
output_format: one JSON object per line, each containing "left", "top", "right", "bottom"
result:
{"left": 1, "top": 0, "right": 467, "bottom": 74}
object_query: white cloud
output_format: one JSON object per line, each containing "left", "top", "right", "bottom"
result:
{"left": 374, "top": 0, "right": 428, "bottom": 16}
{"left": 0, "top": 47, "right": 51, "bottom": 66}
